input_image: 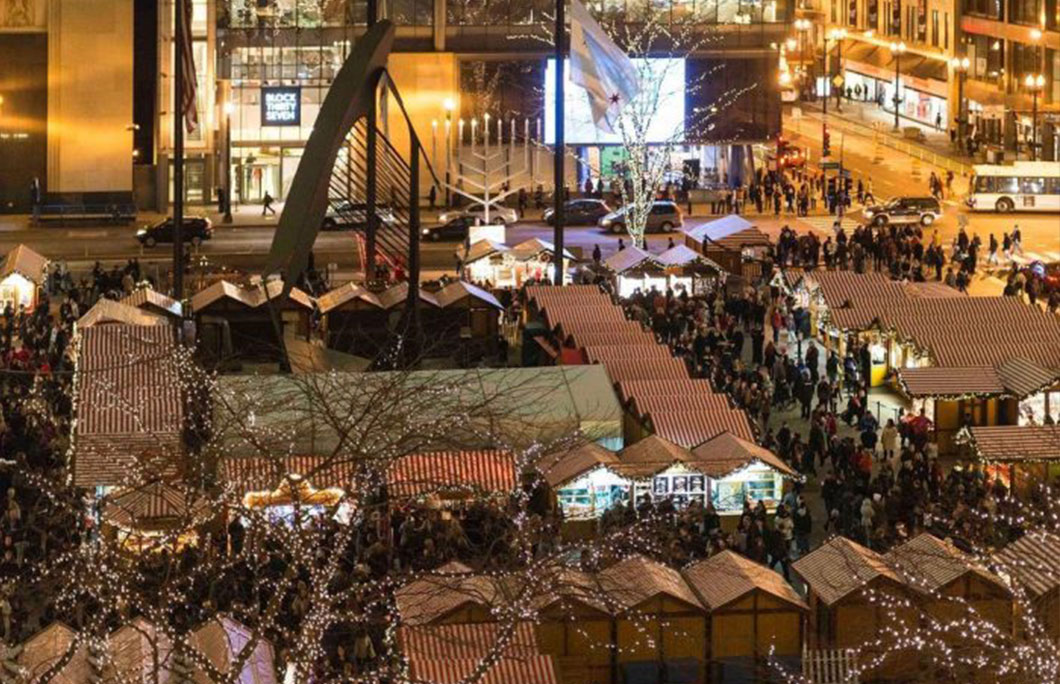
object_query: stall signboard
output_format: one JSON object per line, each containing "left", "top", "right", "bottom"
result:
{"left": 262, "top": 87, "right": 301, "bottom": 126}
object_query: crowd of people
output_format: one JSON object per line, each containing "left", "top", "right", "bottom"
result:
{"left": 613, "top": 276, "right": 1037, "bottom": 579}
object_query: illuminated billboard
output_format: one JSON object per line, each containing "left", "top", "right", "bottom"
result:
{"left": 544, "top": 58, "right": 685, "bottom": 145}
{"left": 261, "top": 86, "right": 301, "bottom": 126}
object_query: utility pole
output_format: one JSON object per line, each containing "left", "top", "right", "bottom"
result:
{"left": 173, "top": 0, "right": 186, "bottom": 301}
{"left": 552, "top": 0, "right": 566, "bottom": 286}
{"left": 365, "top": 0, "right": 379, "bottom": 283}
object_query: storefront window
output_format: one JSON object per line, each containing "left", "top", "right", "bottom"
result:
{"left": 963, "top": 0, "right": 1001, "bottom": 19}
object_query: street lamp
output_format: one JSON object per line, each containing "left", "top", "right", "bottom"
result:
{"left": 889, "top": 41, "right": 907, "bottom": 131}
{"left": 794, "top": 19, "right": 813, "bottom": 99}
{"left": 828, "top": 28, "right": 848, "bottom": 111}
{"left": 443, "top": 98, "right": 454, "bottom": 207}
{"left": 223, "top": 101, "right": 235, "bottom": 224}
{"left": 951, "top": 56, "right": 970, "bottom": 149}
{"left": 1025, "top": 73, "right": 1045, "bottom": 161}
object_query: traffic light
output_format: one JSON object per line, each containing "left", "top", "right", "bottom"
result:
{"left": 822, "top": 125, "right": 832, "bottom": 157}
{"left": 827, "top": 176, "right": 837, "bottom": 196}
{"left": 844, "top": 176, "right": 853, "bottom": 195}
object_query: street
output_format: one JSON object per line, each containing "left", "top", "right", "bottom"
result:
{"left": 1, "top": 113, "right": 1057, "bottom": 281}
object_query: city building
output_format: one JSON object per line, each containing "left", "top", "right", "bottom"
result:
{"left": 0, "top": 0, "right": 134, "bottom": 212}
{"left": 146, "top": 0, "right": 793, "bottom": 210}
{"left": 803, "top": 0, "right": 1057, "bottom": 159}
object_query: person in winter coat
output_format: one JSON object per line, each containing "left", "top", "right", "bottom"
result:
{"left": 880, "top": 418, "right": 899, "bottom": 462}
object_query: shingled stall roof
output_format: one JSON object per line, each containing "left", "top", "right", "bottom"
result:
{"left": 584, "top": 343, "right": 674, "bottom": 364}
{"left": 396, "top": 561, "right": 502, "bottom": 625}
{"left": 647, "top": 408, "right": 756, "bottom": 448}
{"left": 190, "top": 279, "right": 314, "bottom": 313}
{"left": 603, "top": 245, "right": 660, "bottom": 273}
{"left": 993, "top": 531, "right": 1060, "bottom": 599}
{"left": 77, "top": 299, "right": 165, "bottom": 329}
{"left": 884, "top": 533, "right": 1007, "bottom": 595}
{"left": 690, "top": 432, "right": 799, "bottom": 479}
{"left": 536, "top": 442, "right": 622, "bottom": 489}
{"left": 399, "top": 623, "right": 559, "bottom": 684}
{"left": 898, "top": 357, "right": 1060, "bottom": 399}
{"left": 120, "top": 288, "right": 183, "bottom": 318}
{"left": 683, "top": 550, "right": 807, "bottom": 611}
{"left": 0, "top": 243, "right": 48, "bottom": 284}
{"left": 962, "top": 425, "right": 1060, "bottom": 463}
{"left": 792, "top": 536, "right": 905, "bottom": 606}
{"left": 828, "top": 296, "right": 1060, "bottom": 371}
{"left": 315, "top": 282, "right": 383, "bottom": 313}
{"left": 683, "top": 215, "right": 770, "bottom": 251}
{"left": 72, "top": 324, "right": 184, "bottom": 487}
{"left": 655, "top": 244, "right": 727, "bottom": 271}
{"left": 598, "top": 554, "right": 705, "bottom": 613}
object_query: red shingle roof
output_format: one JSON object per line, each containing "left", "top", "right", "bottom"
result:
{"left": 648, "top": 409, "right": 755, "bottom": 447}
{"left": 966, "top": 425, "right": 1060, "bottom": 462}
{"left": 994, "top": 532, "right": 1060, "bottom": 598}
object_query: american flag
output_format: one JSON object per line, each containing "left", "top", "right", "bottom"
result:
{"left": 178, "top": 0, "right": 199, "bottom": 133}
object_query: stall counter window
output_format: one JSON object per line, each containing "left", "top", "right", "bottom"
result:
{"left": 557, "top": 468, "right": 631, "bottom": 519}
{"left": 711, "top": 464, "right": 784, "bottom": 512}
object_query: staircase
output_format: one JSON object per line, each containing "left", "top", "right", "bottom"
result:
{"left": 329, "top": 117, "right": 413, "bottom": 274}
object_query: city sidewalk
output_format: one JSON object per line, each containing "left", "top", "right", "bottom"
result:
{"left": 795, "top": 98, "right": 976, "bottom": 171}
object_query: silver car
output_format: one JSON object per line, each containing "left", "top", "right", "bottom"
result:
{"left": 439, "top": 203, "right": 519, "bottom": 226}
{"left": 599, "top": 201, "right": 684, "bottom": 234}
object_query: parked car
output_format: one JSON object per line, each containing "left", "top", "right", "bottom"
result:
{"left": 321, "top": 202, "right": 397, "bottom": 231}
{"left": 136, "top": 217, "right": 212, "bottom": 247}
{"left": 438, "top": 203, "right": 519, "bottom": 226}
{"left": 598, "top": 201, "right": 684, "bottom": 234}
{"left": 421, "top": 215, "right": 481, "bottom": 242}
{"left": 543, "top": 199, "right": 612, "bottom": 226}
{"left": 770, "top": 135, "right": 806, "bottom": 169}
{"left": 862, "top": 197, "right": 942, "bottom": 226}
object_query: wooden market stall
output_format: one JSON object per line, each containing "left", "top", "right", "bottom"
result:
{"left": 0, "top": 243, "right": 48, "bottom": 311}
{"left": 76, "top": 298, "right": 166, "bottom": 329}
{"left": 316, "top": 282, "right": 386, "bottom": 357}
{"left": 885, "top": 533, "right": 1014, "bottom": 636}
{"left": 681, "top": 215, "right": 771, "bottom": 283}
{"left": 532, "top": 567, "right": 614, "bottom": 684}
{"left": 959, "top": 424, "right": 1060, "bottom": 494}
{"left": 599, "top": 554, "right": 708, "bottom": 683}
{"left": 536, "top": 442, "right": 627, "bottom": 521}
{"left": 682, "top": 550, "right": 807, "bottom": 682}
{"left": 395, "top": 560, "right": 501, "bottom": 625}
{"left": 190, "top": 279, "right": 315, "bottom": 367}
{"left": 792, "top": 536, "right": 919, "bottom": 679}
{"left": 994, "top": 531, "right": 1060, "bottom": 643}
{"left": 428, "top": 280, "right": 504, "bottom": 359}
{"left": 15, "top": 622, "right": 92, "bottom": 684}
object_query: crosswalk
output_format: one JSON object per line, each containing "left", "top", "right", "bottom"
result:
{"left": 797, "top": 215, "right": 862, "bottom": 234}
{"left": 982, "top": 249, "right": 1060, "bottom": 272}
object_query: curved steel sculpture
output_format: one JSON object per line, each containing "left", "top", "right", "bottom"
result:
{"left": 265, "top": 21, "right": 396, "bottom": 286}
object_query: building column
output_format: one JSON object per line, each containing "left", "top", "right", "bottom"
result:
{"left": 433, "top": 0, "right": 446, "bottom": 51}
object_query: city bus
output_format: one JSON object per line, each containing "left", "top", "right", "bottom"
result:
{"left": 966, "top": 161, "right": 1060, "bottom": 213}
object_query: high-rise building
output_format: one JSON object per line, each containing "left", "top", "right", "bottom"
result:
{"left": 149, "top": 0, "right": 794, "bottom": 209}
{"left": 0, "top": 0, "right": 134, "bottom": 213}
{"left": 807, "top": 0, "right": 1057, "bottom": 159}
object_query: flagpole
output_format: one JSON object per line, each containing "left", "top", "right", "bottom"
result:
{"left": 173, "top": 0, "right": 185, "bottom": 302}
{"left": 552, "top": 0, "right": 565, "bottom": 286}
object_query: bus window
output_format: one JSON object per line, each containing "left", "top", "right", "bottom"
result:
{"left": 1047, "top": 177, "right": 1060, "bottom": 195}
{"left": 974, "top": 176, "right": 995, "bottom": 192}
{"left": 1020, "top": 177, "right": 1045, "bottom": 194}
{"left": 996, "top": 177, "right": 1019, "bottom": 193}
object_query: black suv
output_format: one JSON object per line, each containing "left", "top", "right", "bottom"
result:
{"left": 136, "top": 217, "right": 213, "bottom": 247}
{"left": 862, "top": 197, "right": 942, "bottom": 227}
{"left": 543, "top": 199, "right": 612, "bottom": 226}
{"left": 421, "top": 215, "right": 480, "bottom": 242}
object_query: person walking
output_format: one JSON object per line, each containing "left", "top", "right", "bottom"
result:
{"left": 1012, "top": 225, "right": 1023, "bottom": 255}
{"left": 987, "top": 233, "right": 999, "bottom": 266}
{"left": 262, "top": 190, "right": 277, "bottom": 216}
{"left": 30, "top": 177, "right": 42, "bottom": 223}
{"left": 428, "top": 185, "right": 437, "bottom": 210}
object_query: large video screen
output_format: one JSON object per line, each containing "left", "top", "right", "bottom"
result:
{"left": 544, "top": 57, "right": 685, "bottom": 145}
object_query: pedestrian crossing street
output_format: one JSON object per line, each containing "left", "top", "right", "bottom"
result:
{"left": 796, "top": 215, "right": 861, "bottom": 233}
{"left": 982, "top": 249, "right": 1060, "bottom": 272}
